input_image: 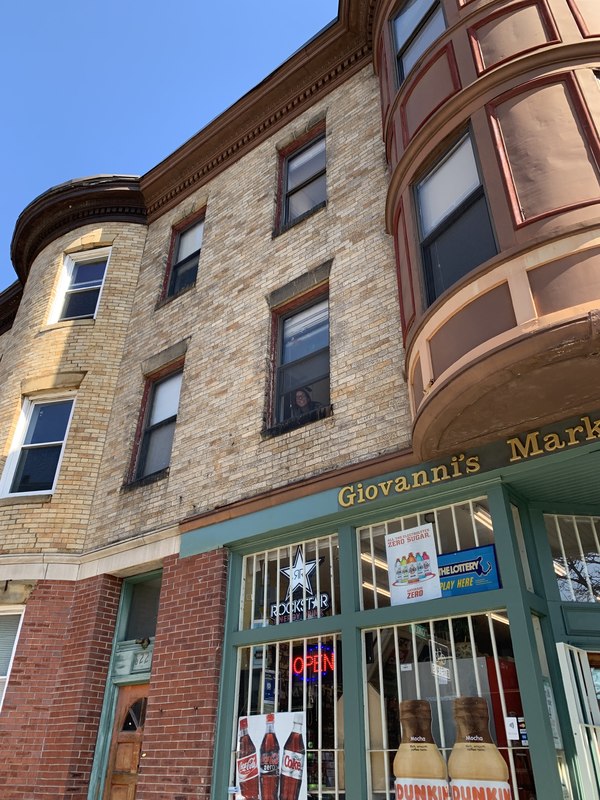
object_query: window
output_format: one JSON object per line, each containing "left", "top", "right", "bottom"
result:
{"left": 50, "top": 248, "right": 110, "bottom": 322}
{"left": 281, "top": 134, "right": 326, "bottom": 228}
{"left": 0, "top": 610, "right": 23, "bottom": 710}
{"left": 136, "top": 370, "right": 183, "bottom": 479}
{"left": 393, "top": 0, "right": 446, "bottom": 81}
{"left": 0, "top": 397, "right": 75, "bottom": 496}
{"left": 272, "top": 297, "right": 330, "bottom": 430}
{"left": 545, "top": 514, "right": 600, "bottom": 603}
{"left": 417, "top": 134, "right": 497, "bottom": 304}
{"left": 166, "top": 219, "right": 204, "bottom": 297}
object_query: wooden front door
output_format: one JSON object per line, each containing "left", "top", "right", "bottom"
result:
{"left": 104, "top": 683, "right": 149, "bottom": 800}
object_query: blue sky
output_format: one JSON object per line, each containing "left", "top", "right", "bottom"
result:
{"left": 0, "top": 1, "right": 339, "bottom": 292}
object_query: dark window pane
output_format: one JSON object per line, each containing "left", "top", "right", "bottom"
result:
{"left": 424, "top": 194, "right": 496, "bottom": 302}
{"left": 10, "top": 446, "right": 62, "bottom": 493}
{"left": 122, "top": 698, "right": 148, "bottom": 731}
{"left": 169, "top": 255, "right": 199, "bottom": 296}
{"left": 279, "top": 350, "right": 330, "bottom": 395}
{"left": 141, "top": 421, "right": 176, "bottom": 477}
{"left": 125, "top": 576, "right": 162, "bottom": 641}
{"left": 287, "top": 138, "right": 326, "bottom": 191}
{"left": 61, "top": 288, "right": 101, "bottom": 319}
{"left": 278, "top": 374, "right": 330, "bottom": 423}
{"left": 287, "top": 174, "right": 327, "bottom": 223}
{"left": 24, "top": 401, "right": 72, "bottom": 445}
{"left": 70, "top": 259, "right": 107, "bottom": 287}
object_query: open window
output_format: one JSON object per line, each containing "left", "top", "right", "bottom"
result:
{"left": 269, "top": 295, "right": 331, "bottom": 433}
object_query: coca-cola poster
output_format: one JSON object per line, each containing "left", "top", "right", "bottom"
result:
{"left": 385, "top": 523, "right": 442, "bottom": 605}
{"left": 236, "top": 711, "right": 307, "bottom": 800}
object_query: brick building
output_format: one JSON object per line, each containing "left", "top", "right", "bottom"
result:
{"left": 0, "top": 1, "right": 599, "bottom": 799}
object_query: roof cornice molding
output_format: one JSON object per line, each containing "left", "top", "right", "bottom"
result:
{"left": 141, "top": 0, "right": 376, "bottom": 221}
{"left": 11, "top": 175, "right": 146, "bottom": 282}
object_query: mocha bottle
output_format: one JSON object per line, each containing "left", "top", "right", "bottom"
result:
{"left": 448, "top": 696, "right": 512, "bottom": 800}
{"left": 393, "top": 699, "right": 449, "bottom": 800}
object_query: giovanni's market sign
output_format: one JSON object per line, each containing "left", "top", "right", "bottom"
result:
{"left": 338, "top": 412, "right": 600, "bottom": 509}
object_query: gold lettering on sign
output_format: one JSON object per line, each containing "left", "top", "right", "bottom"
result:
{"left": 507, "top": 415, "right": 600, "bottom": 462}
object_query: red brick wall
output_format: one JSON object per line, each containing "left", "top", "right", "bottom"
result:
{"left": 0, "top": 575, "right": 121, "bottom": 799}
{"left": 136, "top": 549, "right": 228, "bottom": 800}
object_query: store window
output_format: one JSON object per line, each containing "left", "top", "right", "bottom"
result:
{"left": 545, "top": 514, "right": 600, "bottom": 603}
{"left": 234, "top": 635, "right": 343, "bottom": 798}
{"left": 362, "top": 612, "right": 536, "bottom": 799}
{"left": 49, "top": 248, "right": 110, "bottom": 323}
{"left": 134, "top": 369, "right": 183, "bottom": 480}
{"left": 165, "top": 217, "right": 204, "bottom": 298}
{"left": 417, "top": 134, "right": 497, "bottom": 305}
{"left": 240, "top": 535, "right": 340, "bottom": 629}
{"left": 0, "top": 396, "right": 75, "bottom": 496}
{"left": 393, "top": 0, "right": 446, "bottom": 82}
{"left": 0, "top": 610, "right": 23, "bottom": 711}
{"left": 234, "top": 534, "right": 343, "bottom": 800}
{"left": 359, "top": 497, "right": 495, "bottom": 610}
{"left": 278, "top": 132, "right": 327, "bottom": 230}
{"left": 269, "top": 296, "right": 331, "bottom": 434}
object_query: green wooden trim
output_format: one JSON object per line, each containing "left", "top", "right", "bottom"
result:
{"left": 487, "top": 485, "right": 564, "bottom": 799}
{"left": 212, "top": 549, "right": 244, "bottom": 800}
{"left": 87, "top": 570, "right": 160, "bottom": 800}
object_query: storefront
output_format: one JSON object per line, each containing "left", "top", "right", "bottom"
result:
{"left": 182, "top": 412, "right": 600, "bottom": 800}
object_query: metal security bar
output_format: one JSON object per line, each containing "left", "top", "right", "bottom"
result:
{"left": 545, "top": 514, "right": 600, "bottom": 603}
{"left": 233, "top": 634, "right": 343, "bottom": 800}
{"left": 239, "top": 535, "right": 340, "bottom": 629}
{"left": 358, "top": 498, "right": 494, "bottom": 610}
{"left": 362, "top": 612, "right": 533, "bottom": 800}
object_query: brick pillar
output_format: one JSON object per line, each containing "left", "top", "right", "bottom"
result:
{"left": 0, "top": 575, "right": 121, "bottom": 799}
{"left": 136, "top": 549, "right": 228, "bottom": 800}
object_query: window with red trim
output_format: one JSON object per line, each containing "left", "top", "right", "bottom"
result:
{"left": 267, "top": 294, "right": 331, "bottom": 434}
{"left": 134, "top": 370, "right": 183, "bottom": 480}
{"left": 277, "top": 131, "right": 327, "bottom": 231}
{"left": 165, "top": 217, "right": 204, "bottom": 298}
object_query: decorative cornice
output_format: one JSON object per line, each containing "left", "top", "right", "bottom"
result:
{"left": 9, "top": 0, "right": 379, "bottom": 283}
{"left": 0, "top": 280, "right": 23, "bottom": 334}
{"left": 141, "top": 0, "right": 375, "bottom": 221}
{"left": 11, "top": 175, "right": 146, "bottom": 282}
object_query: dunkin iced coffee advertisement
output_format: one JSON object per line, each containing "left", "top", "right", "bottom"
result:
{"left": 236, "top": 711, "right": 307, "bottom": 800}
{"left": 386, "top": 523, "right": 442, "bottom": 605}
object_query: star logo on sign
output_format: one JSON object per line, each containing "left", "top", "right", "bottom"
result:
{"left": 281, "top": 547, "right": 323, "bottom": 599}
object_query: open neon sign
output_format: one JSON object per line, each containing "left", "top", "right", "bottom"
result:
{"left": 292, "top": 644, "right": 335, "bottom": 682}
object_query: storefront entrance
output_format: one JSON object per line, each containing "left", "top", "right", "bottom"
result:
{"left": 557, "top": 645, "right": 600, "bottom": 799}
{"left": 103, "top": 683, "right": 148, "bottom": 800}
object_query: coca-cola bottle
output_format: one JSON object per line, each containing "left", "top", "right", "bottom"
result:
{"left": 280, "top": 713, "right": 305, "bottom": 800}
{"left": 260, "top": 712, "right": 280, "bottom": 800}
{"left": 237, "top": 717, "right": 259, "bottom": 800}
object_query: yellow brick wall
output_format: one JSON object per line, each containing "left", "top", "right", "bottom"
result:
{"left": 84, "top": 67, "right": 411, "bottom": 550}
{"left": 0, "top": 223, "right": 147, "bottom": 553}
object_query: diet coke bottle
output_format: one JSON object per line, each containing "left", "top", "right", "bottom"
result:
{"left": 280, "top": 713, "right": 305, "bottom": 800}
{"left": 260, "top": 712, "right": 280, "bottom": 800}
{"left": 237, "top": 717, "right": 259, "bottom": 800}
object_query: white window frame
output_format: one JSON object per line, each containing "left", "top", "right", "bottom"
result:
{"left": 0, "top": 607, "right": 24, "bottom": 712}
{"left": 48, "top": 247, "right": 111, "bottom": 324}
{"left": 0, "top": 394, "right": 76, "bottom": 497}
